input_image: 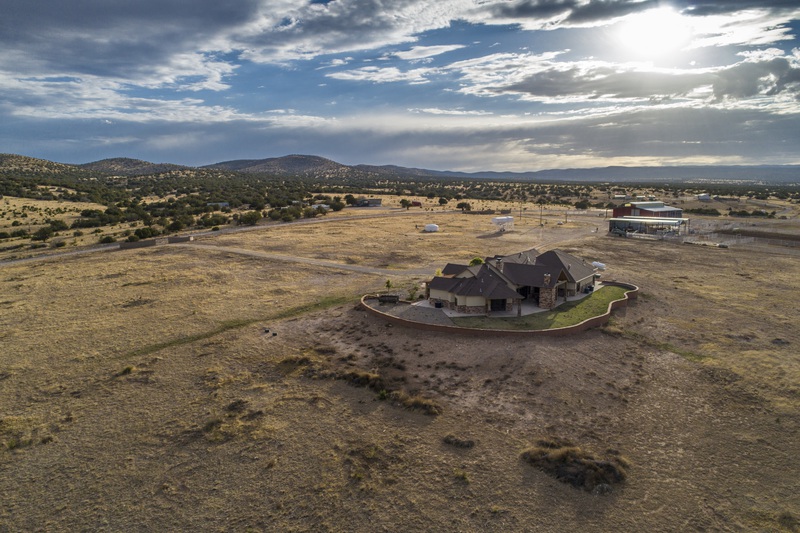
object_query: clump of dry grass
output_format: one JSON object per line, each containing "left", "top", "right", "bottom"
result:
{"left": 389, "top": 390, "right": 442, "bottom": 416}
{"left": 340, "top": 370, "right": 385, "bottom": 390}
{"left": 521, "top": 438, "right": 629, "bottom": 492}
{"left": 0, "top": 416, "right": 52, "bottom": 452}
{"left": 443, "top": 434, "right": 475, "bottom": 449}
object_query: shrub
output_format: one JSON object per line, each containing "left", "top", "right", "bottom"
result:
{"left": 341, "top": 370, "right": 384, "bottom": 390}
{"left": 389, "top": 390, "right": 441, "bottom": 416}
{"left": 238, "top": 210, "right": 262, "bottom": 226}
{"left": 31, "top": 226, "right": 54, "bottom": 241}
{"left": 134, "top": 226, "right": 159, "bottom": 239}
{"left": 521, "top": 438, "right": 629, "bottom": 492}
{"left": 99, "top": 235, "right": 116, "bottom": 244}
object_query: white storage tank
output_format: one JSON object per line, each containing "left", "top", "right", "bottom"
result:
{"left": 423, "top": 224, "right": 439, "bottom": 232}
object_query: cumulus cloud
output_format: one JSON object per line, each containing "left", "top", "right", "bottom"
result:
{"left": 326, "top": 66, "right": 436, "bottom": 84}
{"left": 391, "top": 45, "right": 467, "bottom": 60}
{"left": 441, "top": 47, "right": 800, "bottom": 108}
{"left": 408, "top": 107, "right": 494, "bottom": 115}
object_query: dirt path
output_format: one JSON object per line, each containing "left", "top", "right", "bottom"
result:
{"left": 171, "top": 242, "right": 437, "bottom": 277}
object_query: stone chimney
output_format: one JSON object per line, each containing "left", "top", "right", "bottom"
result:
{"left": 543, "top": 273, "right": 551, "bottom": 285}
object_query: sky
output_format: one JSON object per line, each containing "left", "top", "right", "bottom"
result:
{"left": 1, "top": 1, "right": 800, "bottom": 172}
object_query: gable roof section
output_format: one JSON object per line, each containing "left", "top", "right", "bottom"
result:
{"left": 535, "top": 250, "right": 595, "bottom": 283}
{"left": 428, "top": 276, "right": 462, "bottom": 293}
{"left": 441, "top": 263, "right": 468, "bottom": 276}
{"left": 499, "top": 247, "right": 539, "bottom": 265}
{"left": 501, "top": 262, "right": 564, "bottom": 288}
{"left": 430, "top": 265, "right": 520, "bottom": 300}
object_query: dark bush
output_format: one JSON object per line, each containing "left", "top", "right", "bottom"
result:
{"left": 521, "top": 438, "right": 629, "bottom": 492}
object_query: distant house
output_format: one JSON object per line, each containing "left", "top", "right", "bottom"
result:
{"left": 697, "top": 193, "right": 711, "bottom": 202}
{"left": 356, "top": 198, "right": 382, "bottom": 207}
{"left": 427, "top": 248, "right": 597, "bottom": 314}
{"left": 207, "top": 202, "right": 230, "bottom": 209}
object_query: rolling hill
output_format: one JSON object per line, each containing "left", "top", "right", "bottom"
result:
{"left": 2, "top": 152, "right": 799, "bottom": 184}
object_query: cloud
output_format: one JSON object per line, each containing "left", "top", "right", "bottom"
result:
{"left": 391, "top": 45, "right": 466, "bottom": 60}
{"left": 326, "top": 66, "right": 436, "bottom": 84}
{"left": 442, "top": 47, "right": 800, "bottom": 107}
{"left": 0, "top": 0, "right": 260, "bottom": 82}
{"left": 483, "top": 0, "right": 664, "bottom": 28}
{"left": 237, "top": 0, "right": 471, "bottom": 63}
{"left": 409, "top": 108, "right": 494, "bottom": 115}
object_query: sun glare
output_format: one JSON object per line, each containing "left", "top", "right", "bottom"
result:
{"left": 616, "top": 7, "right": 692, "bottom": 58}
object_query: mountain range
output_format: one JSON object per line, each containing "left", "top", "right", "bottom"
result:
{"left": 1, "top": 153, "right": 798, "bottom": 184}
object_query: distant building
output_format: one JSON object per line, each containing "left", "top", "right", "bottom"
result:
{"left": 697, "top": 193, "right": 711, "bottom": 202}
{"left": 609, "top": 201, "right": 687, "bottom": 236}
{"left": 356, "top": 198, "right": 382, "bottom": 207}
{"left": 607, "top": 216, "right": 688, "bottom": 236}
{"left": 612, "top": 201, "right": 683, "bottom": 218}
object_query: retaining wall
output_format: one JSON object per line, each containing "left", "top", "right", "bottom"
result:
{"left": 361, "top": 281, "right": 638, "bottom": 337}
{"left": 118, "top": 235, "right": 194, "bottom": 249}
{"left": 119, "top": 239, "right": 159, "bottom": 250}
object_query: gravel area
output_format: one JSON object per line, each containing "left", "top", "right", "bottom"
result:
{"left": 367, "top": 299, "right": 456, "bottom": 326}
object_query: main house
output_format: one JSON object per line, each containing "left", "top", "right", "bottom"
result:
{"left": 426, "top": 248, "right": 597, "bottom": 315}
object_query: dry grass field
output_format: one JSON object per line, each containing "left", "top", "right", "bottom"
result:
{"left": 1, "top": 205, "right": 799, "bottom": 531}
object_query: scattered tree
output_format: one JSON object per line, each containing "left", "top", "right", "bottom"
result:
{"left": 238, "top": 210, "right": 263, "bottom": 225}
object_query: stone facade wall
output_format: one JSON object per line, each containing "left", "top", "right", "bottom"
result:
{"left": 428, "top": 298, "right": 454, "bottom": 309}
{"left": 539, "top": 287, "right": 557, "bottom": 309}
{"left": 455, "top": 304, "right": 485, "bottom": 314}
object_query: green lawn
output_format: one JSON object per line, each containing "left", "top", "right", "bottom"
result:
{"left": 451, "top": 285, "right": 630, "bottom": 330}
